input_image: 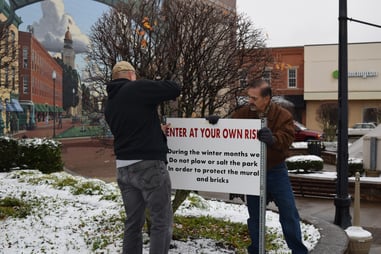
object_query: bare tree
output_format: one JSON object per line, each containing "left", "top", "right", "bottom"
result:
{"left": 316, "top": 102, "right": 338, "bottom": 141}
{"left": 159, "top": 0, "right": 272, "bottom": 211}
{"left": 86, "top": 0, "right": 272, "bottom": 212}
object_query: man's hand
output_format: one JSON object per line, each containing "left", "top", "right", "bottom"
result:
{"left": 258, "top": 127, "right": 275, "bottom": 145}
{"left": 206, "top": 115, "right": 220, "bottom": 125}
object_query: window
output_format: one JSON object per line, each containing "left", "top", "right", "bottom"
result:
{"left": 5, "top": 66, "right": 9, "bottom": 88}
{"left": 11, "top": 31, "right": 16, "bottom": 58}
{"left": 263, "top": 68, "right": 272, "bottom": 86}
{"left": 23, "top": 76, "right": 29, "bottom": 94}
{"left": 363, "top": 108, "right": 378, "bottom": 123}
{"left": 288, "top": 68, "right": 297, "bottom": 88}
{"left": 5, "top": 28, "right": 9, "bottom": 53}
{"left": 23, "top": 48, "right": 28, "bottom": 68}
{"left": 11, "top": 67, "right": 15, "bottom": 90}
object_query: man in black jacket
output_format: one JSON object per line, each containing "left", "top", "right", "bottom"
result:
{"left": 104, "top": 61, "right": 181, "bottom": 254}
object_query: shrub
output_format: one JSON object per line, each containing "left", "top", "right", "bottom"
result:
{"left": 18, "top": 138, "right": 63, "bottom": 173}
{"left": 0, "top": 137, "right": 63, "bottom": 174}
{"left": 0, "top": 137, "right": 18, "bottom": 172}
{"left": 286, "top": 155, "right": 324, "bottom": 173}
{"left": 348, "top": 158, "right": 364, "bottom": 177}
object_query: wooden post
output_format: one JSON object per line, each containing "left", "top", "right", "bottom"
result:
{"left": 353, "top": 172, "right": 360, "bottom": 226}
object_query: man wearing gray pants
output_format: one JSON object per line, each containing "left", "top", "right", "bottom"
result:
{"left": 104, "top": 61, "right": 181, "bottom": 253}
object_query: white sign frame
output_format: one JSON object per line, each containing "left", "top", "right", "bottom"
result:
{"left": 166, "top": 117, "right": 265, "bottom": 195}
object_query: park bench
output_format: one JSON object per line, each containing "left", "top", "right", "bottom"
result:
{"left": 289, "top": 174, "right": 337, "bottom": 199}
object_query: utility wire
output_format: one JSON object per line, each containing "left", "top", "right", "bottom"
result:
{"left": 347, "top": 17, "right": 381, "bottom": 29}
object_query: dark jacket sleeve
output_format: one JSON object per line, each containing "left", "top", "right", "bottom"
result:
{"left": 134, "top": 79, "right": 181, "bottom": 104}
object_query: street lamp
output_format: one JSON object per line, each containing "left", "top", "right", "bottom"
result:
{"left": 72, "top": 88, "right": 75, "bottom": 114}
{"left": 334, "top": 0, "right": 351, "bottom": 229}
{"left": 52, "top": 70, "right": 56, "bottom": 138}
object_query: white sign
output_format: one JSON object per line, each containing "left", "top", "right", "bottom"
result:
{"left": 166, "top": 118, "right": 264, "bottom": 195}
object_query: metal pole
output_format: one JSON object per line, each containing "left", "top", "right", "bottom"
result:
{"left": 259, "top": 118, "right": 267, "bottom": 254}
{"left": 52, "top": 71, "right": 56, "bottom": 138}
{"left": 0, "top": 99, "right": 4, "bottom": 136}
{"left": 334, "top": 0, "right": 352, "bottom": 229}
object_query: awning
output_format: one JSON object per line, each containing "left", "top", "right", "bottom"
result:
{"left": 34, "top": 104, "right": 49, "bottom": 112}
{"left": 6, "top": 99, "right": 24, "bottom": 112}
{"left": 34, "top": 104, "right": 41, "bottom": 112}
{"left": 42, "top": 104, "right": 49, "bottom": 112}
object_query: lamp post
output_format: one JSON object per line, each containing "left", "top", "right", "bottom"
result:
{"left": 52, "top": 70, "right": 56, "bottom": 138}
{"left": 0, "top": 98, "right": 4, "bottom": 136}
{"left": 72, "top": 88, "right": 75, "bottom": 115}
{"left": 334, "top": 0, "right": 351, "bottom": 229}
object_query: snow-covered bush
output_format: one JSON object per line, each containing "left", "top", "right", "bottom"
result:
{"left": 0, "top": 137, "right": 63, "bottom": 173}
{"left": 348, "top": 158, "right": 363, "bottom": 176}
{"left": 286, "top": 155, "right": 324, "bottom": 173}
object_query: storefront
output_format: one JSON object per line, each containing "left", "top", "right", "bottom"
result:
{"left": 304, "top": 42, "right": 381, "bottom": 131}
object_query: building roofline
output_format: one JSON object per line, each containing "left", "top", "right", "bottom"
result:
{"left": 304, "top": 41, "right": 381, "bottom": 47}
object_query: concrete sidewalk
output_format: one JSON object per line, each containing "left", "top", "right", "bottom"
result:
{"left": 294, "top": 197, "right": 381, "bottom": 254}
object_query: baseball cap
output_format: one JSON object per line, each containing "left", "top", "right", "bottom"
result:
{"left": 112, "top": 61, "right": 135, "bottom": 79}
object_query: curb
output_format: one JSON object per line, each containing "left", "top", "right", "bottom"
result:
{"left": 305, "top": 215, "right": 348, "bottom": 253}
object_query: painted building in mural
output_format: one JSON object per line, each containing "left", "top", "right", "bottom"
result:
{"left": 0, "top": 0, "right": 22, "bottom": 135}
{"left": 304, "top": 42, "right": 381, "bottom": 131}
{"left": 18, "top": 31, "right": 63, "bottom": 129}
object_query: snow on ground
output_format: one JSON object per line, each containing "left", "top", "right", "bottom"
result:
{"left": 0, "top": 170, "right": 320, "bottom": 254}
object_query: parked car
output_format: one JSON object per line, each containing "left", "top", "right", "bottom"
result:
{"left": 294, "top": 121, "right": 324, "bottom": 142}
{"left": 348, "top": 122, "right": 376, "bottom": 136}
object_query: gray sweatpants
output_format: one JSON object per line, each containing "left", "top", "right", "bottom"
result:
{"left": 117, "top": 160, "right": 173, "bottom": 254}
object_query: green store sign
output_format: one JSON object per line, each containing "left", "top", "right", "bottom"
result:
{"left": 332, "top": 70, "right": 378, "bottom": 79}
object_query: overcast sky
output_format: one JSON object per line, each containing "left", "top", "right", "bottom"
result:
{"left": 237, "top": 0, "right": 381, "bottom": 46}
{"left": 16, "top": 0, "right": 381, "bottom": 69}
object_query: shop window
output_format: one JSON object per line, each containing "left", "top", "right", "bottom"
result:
{"left": 363, "top": 107, "right": 379, "bottom": 124}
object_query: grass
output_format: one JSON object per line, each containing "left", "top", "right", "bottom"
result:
{"left": 55, "top": 125, "right": 105, "bottom": 138}
{"left": 0, "top": 197, "right": 32, "bottom": 220}
{"left": 173, "top": 215, "right": 250, "bottom": 253}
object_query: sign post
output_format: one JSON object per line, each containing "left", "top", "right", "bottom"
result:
{"left": 259, "top": 118, "right": 267, "bottom": 254}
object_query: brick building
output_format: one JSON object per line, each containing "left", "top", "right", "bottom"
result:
{"left": 18, "top": 31, "right": 63, "bottom": 128}
{"left": 266, "top": 46, "right": 305, "bottom": 123}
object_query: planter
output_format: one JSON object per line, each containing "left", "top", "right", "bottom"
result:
{"left": 345, "top": 226, "right": 373, "bottom": 254}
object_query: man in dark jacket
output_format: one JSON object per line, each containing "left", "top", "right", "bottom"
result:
{"left": 232, "top": 79, "right": 308, "bottom": 254}
{"left": 104, "top": 61, "right": 181, "bottom": 254}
